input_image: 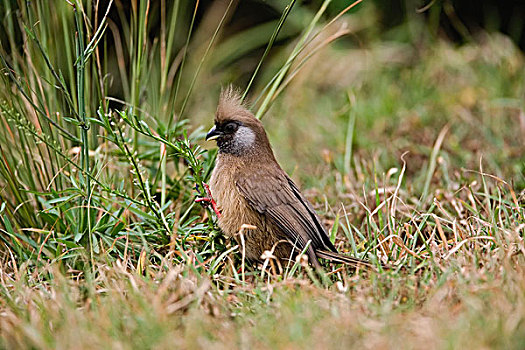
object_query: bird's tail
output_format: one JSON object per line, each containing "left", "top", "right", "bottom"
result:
{"left": 316, "top": 250, "right": 386, "bottom": 270}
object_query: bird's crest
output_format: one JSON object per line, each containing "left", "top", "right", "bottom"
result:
{"left": 216, "top": 86, "right": 251, "bottom": 123}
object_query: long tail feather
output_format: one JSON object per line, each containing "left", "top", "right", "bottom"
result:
{"left": 316, "top": 250, "right": 386, "bottom": 270}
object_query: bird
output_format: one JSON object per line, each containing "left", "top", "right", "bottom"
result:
{"left": 205, "top": 87, "right": 376, "bottom": 270}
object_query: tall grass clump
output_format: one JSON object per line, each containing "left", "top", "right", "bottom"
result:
{"left": 0, "top": 1, "right": 212, "bottom": 272}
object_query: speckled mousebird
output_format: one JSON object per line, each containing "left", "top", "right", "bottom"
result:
{"left": 205, "top": 87, "right": 374, "bottom": 269}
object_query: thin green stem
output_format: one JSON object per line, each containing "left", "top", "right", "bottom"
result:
{"left": 178, "top": 0, "right": 235, "bottom": 120}
{"left": 242, "top": 0, "right": 297, "bottom": 102}
{"left": 74, "top": 2, "right": 93, "bottom": 266}
{"left": 255, "top": 0, "right": 332, "bottom": 119}
{"left": 167, "top": 0, "right": 200, "bottom": 135}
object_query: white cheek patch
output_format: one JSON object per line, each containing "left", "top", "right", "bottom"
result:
{"left": 234, "top": 126, "right": 256, "bottom": 149}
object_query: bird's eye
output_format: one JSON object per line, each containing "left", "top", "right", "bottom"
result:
{"left": 224, "top": 122, "right": 238, "bottom": 133}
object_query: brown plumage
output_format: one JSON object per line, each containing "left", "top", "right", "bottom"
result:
{"left": 206, "top": 87, "right": 374, "bottom": 270}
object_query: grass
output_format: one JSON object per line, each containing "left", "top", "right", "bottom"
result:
{"left": 1, "top": 0, "right": 524, "bottom": 349}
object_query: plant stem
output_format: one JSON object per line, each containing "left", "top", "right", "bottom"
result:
{"left": 255, "top": 0, "right": 331, "bottom": 119}
{"left": 74, "top": 3, "right": 92, "bottom": 262}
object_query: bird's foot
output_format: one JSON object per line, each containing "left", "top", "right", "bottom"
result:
{"left": 195, "top": 183, "right": 221, "bottom": 218}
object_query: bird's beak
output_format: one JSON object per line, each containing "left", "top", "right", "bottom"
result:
{"left": 206, "top": 125, "right": 221, "bottom": 141}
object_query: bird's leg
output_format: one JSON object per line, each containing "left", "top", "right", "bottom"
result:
{"left": 195, "top": 183, "right": 221, "bottom": 218}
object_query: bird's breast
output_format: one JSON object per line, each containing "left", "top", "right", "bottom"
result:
{"left": 208, "top": 155, "right": 296, "bottom": 261}
{"left": 209, "top": 157, "right": 260, "bottom": 237}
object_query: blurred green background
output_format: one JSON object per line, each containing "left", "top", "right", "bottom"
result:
{"left": 1, "top": 1, "right": 524, "bottom": 348}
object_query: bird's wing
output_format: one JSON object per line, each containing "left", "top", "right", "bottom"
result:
{"left": 234, "top": 168, "right": 337, "bottom": 259}
{"left": 284, "top": 176, "right": 337, "bottom": 251}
